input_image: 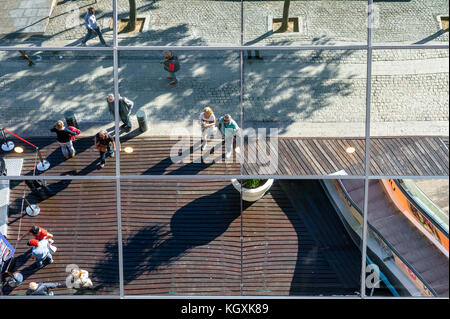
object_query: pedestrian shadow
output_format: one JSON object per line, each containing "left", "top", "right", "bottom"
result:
{"left": 140, "top": 139, "right": 225, "bottom": 175}
{"left": 91, "top": 184, "right": 240, "bottom": 291}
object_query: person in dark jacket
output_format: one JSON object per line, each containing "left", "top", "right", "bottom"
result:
{"left": 161, "top": 51, "right": 180, "bottom": 86}
{"left": 94, "top": 130, "right": 117, "bottom": 168}
{"left": 107, "top": 94, "right": 133, "bottom": 131}
{"left": 27, "top": 281, "right": 64, "bottom": 296}
{"left": 50, "top": 120, "right": 77, "bottom": 159}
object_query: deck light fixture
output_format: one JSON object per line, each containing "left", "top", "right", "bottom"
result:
{"left": 346, "top": 146, "right": 356, "bottom": 154}
{"left": 124, "top": 146, "right": 134, "bottom": 154}
{"left": 14, "top": 146, "right": 24, "bottom": 153}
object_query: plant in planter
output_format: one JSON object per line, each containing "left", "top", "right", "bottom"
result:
{"left": 241, "top": 179, "right": 267, "bottom": 189}
{"left": 231, "top": 178, "right": 274, "bottom": 202}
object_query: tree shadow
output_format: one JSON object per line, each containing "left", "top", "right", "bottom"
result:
{"left": 91, "top": 184, "right": 240, "bottom": 290}
{"left": 242, "top": 36, "right": 358, "bottom": 135}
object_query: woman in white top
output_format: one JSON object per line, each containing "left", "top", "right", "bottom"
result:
{"left": 199, "top": 107, "right": 217, "bottom": 150}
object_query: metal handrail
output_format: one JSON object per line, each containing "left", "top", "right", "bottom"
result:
{"left": 395, "top": 179, "right": 449, "bottom": 237}
{"left": 336, "top": 179, "right": 438, "bottom": 297}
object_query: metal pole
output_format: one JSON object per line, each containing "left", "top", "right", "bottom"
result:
{"left": 1, "top": 129, "right": 7, "bottom": 144}
{"left": 1, "top": 128, "right": 14, "bottom": 152}
{"left": 23, "top": 195, "right": 40, "bottom": 216}
{"left": 36, "top": 147, "right": 50, "bottom": 171}
{"left": 22, "top": 197, "right": 35, "bottom": 213}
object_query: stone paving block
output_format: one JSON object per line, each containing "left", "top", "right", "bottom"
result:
{"left": 8, "top": 8, "right": 24, "bottom": 18}
{"left": 13, "top": 17, "right": 29, "bottom": 28}
{"left": 23, "top": 8, "right": 38, "bottom": 18}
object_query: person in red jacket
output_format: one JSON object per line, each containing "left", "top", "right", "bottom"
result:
{"left": 20, "top": 226, "right": 53, "bottom": 241}
{"left": 161, "top": 51, "right": 180, "bottom": 86}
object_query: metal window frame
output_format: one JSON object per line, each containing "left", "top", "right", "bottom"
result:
{"left": 0, "top": 0, "right": 448, "bottom": 300}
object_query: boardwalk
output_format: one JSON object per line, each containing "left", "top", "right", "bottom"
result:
{"left": 0, "top": 136, "right": 447, "bottom": 176}
{"left": 4, "top": 179, "right": 361, "bottom": 296}
{"left": 4, "top": 179, "right": 120, "bottom": 296}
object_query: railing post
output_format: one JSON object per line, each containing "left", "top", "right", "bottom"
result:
{"left": 36, "top": 147, "right": 50, "bottom": 171}
{"left": 1, "top": 128, "right": 14, "bottom": 152}
{"left": 23, "top": 196, "right": 40, "bottom": 217}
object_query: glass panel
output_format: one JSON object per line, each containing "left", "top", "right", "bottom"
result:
{"left": 365, "top": 178, "right": 449, "bottom": 297}
{"left": 117, "top": 0, "right": 241, "bottom": 46}
{"left": 244, "top": 0, "right": 368, "bottom": 46}
{"left": 244, "top": 178, "right": 363, "bottom": 296}
{"left": 1, "top": 179, "right": 120, "bottom": 296}
{"left": 118, "top": 50, "right": 241, "bottom": 175}
{"left": 372, "top": 1, "right": 449, "bottom": 45}
{"left": 0, "top": 1, "right": 114, "bottom": 47}
{"left": 370, "top": 49, "right": 449, "bottom": 176}
{"left": 0, "top": 50, "right": 116, "bottom": 176}
{"left": 242, "top": 49, "right": 367, "bottom": 176}
{"left": 121, "top": 179, "right": 242, "bottom": 296}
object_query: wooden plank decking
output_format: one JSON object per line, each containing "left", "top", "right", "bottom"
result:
{"left": 0, "top": 136, "right": 447, "bottom": 176}
{"left": 4, "top": 179, "right": 361, "bottom": 296}
{"left": 3, "top": 180, "right": 120, "bottom": 296}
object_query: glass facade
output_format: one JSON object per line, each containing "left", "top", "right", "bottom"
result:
{"left": 0, "top": 0, "right": 448, "bottom": 298}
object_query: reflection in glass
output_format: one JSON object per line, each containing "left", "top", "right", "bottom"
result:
{"left": 2, "top": 179, "right": 119, "bottom": 296}
{"left": 0, "top": 50, "right": 115, "bottom": 177}
{"left": 370, "top": 49, "right": 449, "bottom": 176}
{"left": 0, "top": 1, "right": 114, "bottom": 47}
{"left": 244, "top": 0, "right": 367, "bottom": 46}
{"left": 118, "top": 50, "right": 241, "bottom": 175}
{"left": 340, "top": 178, "right": 449, "bottom": 297}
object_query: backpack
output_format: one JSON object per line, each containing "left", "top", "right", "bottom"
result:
{"left": 166, "top": 57, "right": 180, "bottom": 72}
{"left": 68, "top": 126, "right": 81, "bottom": 141}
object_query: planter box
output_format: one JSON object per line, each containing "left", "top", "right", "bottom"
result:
{"left": 231, "top": 179, "right": 274, "bottom": 202}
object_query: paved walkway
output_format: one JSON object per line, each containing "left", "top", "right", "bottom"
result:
{"left": 0, "top": 49, "right": 447, "bottom": 138}
{"left": 0, "top": 0, "right": 448, "bottom": 46}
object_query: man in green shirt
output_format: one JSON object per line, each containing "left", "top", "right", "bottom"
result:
{"left": 218, "top": 114, "right": 241, "bottom": 159}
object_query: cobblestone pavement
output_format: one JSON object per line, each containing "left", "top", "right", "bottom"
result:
{"left": 0, "top": 49, "right": 448, "bottom": 138}
{"left": 0, "top": 0, "right": 448, "bottom": 46}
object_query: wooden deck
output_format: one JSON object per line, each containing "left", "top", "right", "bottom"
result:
{"left": 0, "top": 136, "right": 447, "bottom": 176}
{"left": 4, "top": 179, "right": 361, "bottom": 296}
{"left": 4, "top": 180, "right": 120, "bottom": 296}
{"left": 242, "top": 136, "right": 448, "bottom": 176}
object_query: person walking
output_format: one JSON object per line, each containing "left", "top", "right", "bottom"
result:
{"left": 81, "top": 7, "right": 108, "bottom": 46}
{"left": 27, "top": 282, "right": 64, "bottom": 296}
{"left": 50, "top": 120, "right": 77, "bottom": 160}
{"left": 218, "top": 114, "right": 241, "bottom": 159}
{"left": 94, "top": 130, "right": 117, "bottom": 168}
{"left": 199, "top": 107, "right": 217, "bottom": 151}
{"left": 161, "top": 51, "right": 180, "bottom": 86}
{"left": 27, "top": 238, "right": 57, "bottom": 269}
{"left": 21, "top": 225, "right": 54, "bottom": 242}
{"left": 107, "top": 94, "right": 133, "bottom": 131}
